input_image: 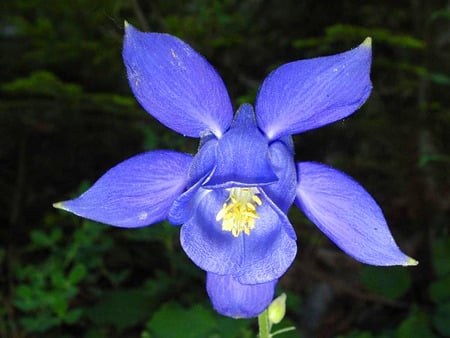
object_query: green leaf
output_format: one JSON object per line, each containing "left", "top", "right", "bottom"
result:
{"left": 68, "top": 263, "right": 87, "bottom": 284}
{"left": 145, "top": 302, "right": 250, "bottom": 338}
{"left": 146, "top": 302, "right": 216, "bottom": 338}
{"left": 427, "top": 72, "right": 450, "bottom": 86}
{"left": 429, "top": 9, "right": 450, "bottom": 22}
{"left": 64, "top": 308, "right": 83, "bottom": 324}
{"left": 86, "top": 288, "right": 154, "bottom": 331}
{"left": 433, "top": 302, "right": 450, "bottom": 336}
{"left": 51, "top": 270, "right": 67, "bottom": 288}
{"left": 48, "top": 291, "right": 69, "bottom": 317}
{"left": 1, "top": 71, "right": 82, "bottom": 98}
{"left": 429, "top": 275, "right": 450, "bottom": 304}
{"left": 431, "top": 237, "right": 450, "bottom": 277}
{"left": 419, "top": 153, "right": 450, "bottom": 168}
{"left": 30, "top": 230, "right": 52, "bottom": 247}
{"left": 20, "top": 312, "right": 61, "bottom": 333}
{"left": 324, "top": 24, "right": 425, "bottom": 49}
{"left": 14, "top": 285, "right": 39, "bottom": 311}
{"left": 396, "top": 308, "right": 436, "bottom": 338}
{"left": 361, "top": 266, "right": 412, "bottom": 299}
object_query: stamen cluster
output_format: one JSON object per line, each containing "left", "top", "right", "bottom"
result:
{"left": 216, "top": 187, "right": 262, "bottom": 237}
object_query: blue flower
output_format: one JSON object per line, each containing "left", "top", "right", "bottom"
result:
{"left": 54, "top": 23, "right": 417, "bottom": 319}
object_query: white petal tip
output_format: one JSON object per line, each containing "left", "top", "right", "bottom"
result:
{"left": 53, "top": 201, "right": 68, "bottom": 211}
{"left": 361, "top": 37, "right": 372, "bottom": 48}
{"left": 403, "top": 257, "right": 419, "bottom": 266}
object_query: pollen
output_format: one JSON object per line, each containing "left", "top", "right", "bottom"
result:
{"left": 216, "top": 187, "right": 262, "bottom": 237}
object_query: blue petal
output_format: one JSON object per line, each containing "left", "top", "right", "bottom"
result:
{"left": 260, "top": 189, "right": 297, "bottom": 240}
{"left": 54, "top": 151, "right": 192, "bottom": 228}
{"left": 236, "top": 199, "right": 297, "bottom": 284}
{"left": 187, "top": 134, "right": 218, "bottom": 186}
{"left": 256, "top": 39, "right": 372, "bottom": 140}
{"left": 180, "top": 190, "right": 297, "bottom": 283}
{"left": 123, "top": 23, "right": 233, "bottom": 138}
{"left": 168, "top": 136, "right": 218, "bottom": 224}
{"left": 264, "top": 140, "right": 297, "bottom": 213}
{"left": 295, "top": 162, "right": 417, "bottom": 266}
{"left": 206, "top": 273, "right": 277, "bottom": 318}
{"left": 167, "top": 175, "right": 208, "bottom": 225}
{"left": 205, "top": 104, "right": 278, "bottom": 188}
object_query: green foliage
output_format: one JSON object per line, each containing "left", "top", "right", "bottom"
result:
{"left": 429, "top": 8, "right": 450, "bottom": 21}
{"left": 361, "top": 266, "right": 412, "bottom": 300}
{"left": 428, "top": 237, "right": 450, "bottom": 336}
{"left": 431, "top": 237, "right": 450, "bottom": 277}
{"left": 1, "top": 71, "right": 82, "bottom": 98}
{"left": 143, "top": 302, "right": 252, "bottom": 338}
{"left": 163, "top": 0, "right": 247, "bottom": 49}
{"left": 429, "top": 275, "right": 450, "bottom": 304}
{"left": 419, "top": 153, "right": 450, "bottom": 168}
{"left": 341, "top": 237, "right": 450, "bottom": 338}
{"left": 86, "top": 288, "right": 155, "bottom": 331}
{"left": 293, "top": 24, "right": 424, "bottom": 51}
{"left": 338, "top": 309, "right": 439, "bottom": 338}
{"left": 13, "top": 217, "right": 113, "bottom": 333}
{"left": 325, "top": 25, "right": 425, "bottom": 49}
{"left": 396, "top": 307, "right": 436, "bottom": 338}
{"left": 433, "top": 302, "right": 450, "bottom": 337}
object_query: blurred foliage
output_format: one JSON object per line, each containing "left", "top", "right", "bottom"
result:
{"left": 360, "top": 266, "right": 412, "bottom": 300}
{"left": 1, "top": 0, "right": 449, "bottom": 337}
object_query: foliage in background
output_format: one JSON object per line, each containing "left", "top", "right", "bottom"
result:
{"left": 0, "top": 0, "right": 448, "bottom": 337}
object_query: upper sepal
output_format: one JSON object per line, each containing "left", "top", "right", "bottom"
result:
{"left": 123, "top": 23, "right": 233, "bottom": 138}
{"left": 256, "top": 38, "right": 372, "bottom": 140}
{"left": 204, "top": 104, "right": 278, "bottom": 188}
{"left": 295, "top": 161, "right": 417, "bottom": 266}
{"left": 54, "top": 150, "right": 192, "bottom": 228}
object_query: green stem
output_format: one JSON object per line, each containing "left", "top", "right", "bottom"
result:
{"left": 257, "top": 309, "right": 271, "bottom": 338}
{"left": 271, "top": 326, "right": 296, "bottom": 337}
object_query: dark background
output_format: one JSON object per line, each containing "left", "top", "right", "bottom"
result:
{"left": 1, "top": 1, "right": 449, "bottom": 337}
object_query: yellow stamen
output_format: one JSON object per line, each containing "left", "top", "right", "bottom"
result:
{"left": 216, "top": 187, "right": 262, "bottom": 237}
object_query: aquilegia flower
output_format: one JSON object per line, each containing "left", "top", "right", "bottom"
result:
{"left": 54, "top": 23, "right": 417, "bottom": 319}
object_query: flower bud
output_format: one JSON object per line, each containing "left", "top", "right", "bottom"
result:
{"left": 268, "top": 293, "right": 287, "bottom": 324}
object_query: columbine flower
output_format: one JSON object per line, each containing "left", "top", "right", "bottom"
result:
{"left": 54, "top": 23, "right": 417, "bottom": 319}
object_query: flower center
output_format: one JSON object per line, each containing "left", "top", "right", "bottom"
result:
{"left": 216, "top": 187, "right": 262, "bottom": 237}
